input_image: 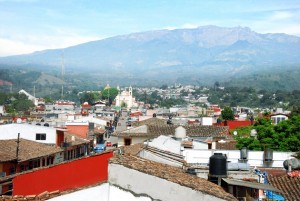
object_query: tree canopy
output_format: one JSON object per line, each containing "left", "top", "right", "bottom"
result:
{"left": 101, "top": 87, "right": 119, "bottom": 104}
{"left": 235, "top": 116, "right": 300, "bottom": 152}
{"left": 221, "top": 106, "right": 235, "bottom": 120}
{"left": 79, "top": 92, "right": 101, "bottom": 105}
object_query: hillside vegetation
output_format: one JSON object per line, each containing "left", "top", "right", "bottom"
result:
{"left": 224, "top": 68, "right": 300, "bottom": 91}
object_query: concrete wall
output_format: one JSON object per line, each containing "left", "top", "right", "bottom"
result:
{"left": 117, "top": 136, "right": 148, "bottom": 147}
{"left": 66, "top": 123, "right": 89, "bottom": 139}
{"left": 0, "top": 124, "right": 57, "bottom": 144}
{"left": 109, "top": 163, "right": 226, "bottom": 201}
{"left": 13, "top": 152, "right": 113, "bottom": 196}
{"left": 183, "top": 149, "right": 294, "bottom": 167}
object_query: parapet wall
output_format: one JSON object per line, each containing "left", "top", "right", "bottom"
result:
{"left": 13, "top": 151, "right": 113, "bottom": 196}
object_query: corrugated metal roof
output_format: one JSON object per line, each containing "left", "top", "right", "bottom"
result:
{"left": 223, "top": 178, "right": 282, "bottom": 192}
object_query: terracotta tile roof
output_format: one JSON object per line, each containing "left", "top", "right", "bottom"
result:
{"left": 268, "top": 174, "right": 300, "bottom": 201}
{"left": 131, "top": 117, "right": 166, "bottom": 127}
{"left": 0, "top": 139, "right": 63, "bottom": 162}
{"left": 121, "top": 143, "right": 145, "bottom": 155}
{"left": 113, "top": 125, "right": 229, "bottom": 138}
{"left": 110, "top": 155, "right": 237, "bottom": 201}
{"left": 64, "top": 133, "right": 90, "bottom": 146}
{"left": 216, "top": 140, "right": 238, "bottom": 150}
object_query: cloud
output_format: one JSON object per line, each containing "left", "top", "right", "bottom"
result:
{"left": 180, "top": 23, "right": 199, "bottom": 29}
{"left": 0, "top": 38, "right": 41, "bottom": 56}
{"left": 0, "top": 34, "right": 102, "bottom": 56}
{"left": 269, "top": 11, "right": 294, "bottom": 20}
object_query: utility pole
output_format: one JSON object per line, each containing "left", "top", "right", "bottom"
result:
{"left": 15, "top": 133, "right": 20, "bottom": 173}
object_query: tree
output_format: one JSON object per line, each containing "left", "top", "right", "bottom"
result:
{"left": 290, "top": 106, "right": 300, "bottom": 117}
{"left": 79, "top": 92, "right": 101, "bottom": 105}
{"left": 235, "top": 116, "right": 300, "bottom": 152}
{"left": 101, "top": 87, "right": 119, "bottom": 104}
{"left": 121, "top": 101, "right": 127, "bottom": 108}
{"left": 221, "top": 107, "right": 235, "bottom": 121}
{"left": 12, "top": 99, "right": 35, "bottom": 112}
{"left": 214, "top": 81, "right": 220, "bottom": 90}
{"left": 160, "top": 84, "right": 168, "bottom": 90}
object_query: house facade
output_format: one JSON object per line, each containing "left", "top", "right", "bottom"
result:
{"left": 0, "top": 124, "right": 62, "bottom": 144}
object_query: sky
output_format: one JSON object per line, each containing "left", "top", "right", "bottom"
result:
{"left": 0, "top": 0, "right": 300, "bottom": 56}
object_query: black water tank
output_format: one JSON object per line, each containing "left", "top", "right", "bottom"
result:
{"left": 209, "top": 153, "right": 227, "bottom": 177}
{"left": 283, "top": 158, "right": 300, "bottom": 170}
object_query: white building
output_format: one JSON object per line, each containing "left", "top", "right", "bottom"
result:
{"left": 45, "top": 100, "right": 76, "bottom": 112}
{"left": 0, "top": 124, "right": 63, "bottom": 144}
{"left": 19, "top": 89, "right": 38, "bottom": 106}
{"left": 270, "top": 114, "right": 289, "bottom": 125}
{"left": 115, "top": 86, "right": 138, "bottom": 109}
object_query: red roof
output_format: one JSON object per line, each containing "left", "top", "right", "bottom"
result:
{"left": 130, "top": 112, "right": 142, "bottom": 117}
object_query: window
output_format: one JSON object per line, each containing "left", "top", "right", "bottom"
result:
{"left": 124, "top": 138, "right": 132, "bottom": 146}
{"left": 36, "top": 133, "right": 46, "bottom": 140}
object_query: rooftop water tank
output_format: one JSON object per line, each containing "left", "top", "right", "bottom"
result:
{"left": 175, "top": 126, "right": 186, "bottom": 139}
{"left": 264, "top": 148, "right": 273, "bottom": 161}
{"left": 209, "top": 153, "right": 227, "bottom": 177}
{"left": 283, "top": 158, "right": 300, "bottom": 170}
{"left": 240, "top": 147, "right": 248, "bottom": 160}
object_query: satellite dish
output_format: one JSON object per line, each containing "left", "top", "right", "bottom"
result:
{"left": 233, "top": 131, "right": 238, "bottom": 136}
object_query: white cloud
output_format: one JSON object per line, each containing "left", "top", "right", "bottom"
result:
{"left": 180, "top": 23, "right": 199, "bottom": 29}
{"left": 0, "top": 34, "right": 103, "bottom": 56}
{"left": 0, "top": 38, "right": 42, "bottom": 56}
{"left": 269, "top": 11, "right": 294, "bottom": 20}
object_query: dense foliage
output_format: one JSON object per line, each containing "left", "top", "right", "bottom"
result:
{"left": 235, "top": 116, "right": 300, "bottom": 152}
{"left": 133, "top": 89, "right": 187, "bottom": 109}
{"left": 207, "top": 87, "right": 300, "bottom": 109}
{"left": 0, "top": 92, "right": 34, "bottom": 115}
{"left": 101, "top": 88, "right": 119, "bottom": 105}
{"left": 221, "top": 107, "right": 235, "bottom": 121}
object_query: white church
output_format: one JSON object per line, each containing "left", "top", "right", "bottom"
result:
{"left": 115, "top": 86, "right": 138, "bottom": 109}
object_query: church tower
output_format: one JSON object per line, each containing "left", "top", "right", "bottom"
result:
{"left": 129, "top": 85, "right": 132, "bottom": 96}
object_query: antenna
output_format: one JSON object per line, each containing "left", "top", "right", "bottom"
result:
{"left": 61, "top": 51, "right": 65, "bottom": 99}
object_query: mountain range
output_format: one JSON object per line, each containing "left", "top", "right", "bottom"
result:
{"left": 0, "top": 25, "right": 300, "bottom": 86}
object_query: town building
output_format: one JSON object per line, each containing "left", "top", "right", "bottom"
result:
{"left": 115, "top": 86, "right": 138, "bottom": 109}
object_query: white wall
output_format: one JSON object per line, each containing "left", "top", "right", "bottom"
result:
{"left": 0, "top": 105, "right": 5, "bottom": 115}
{"left": 201, "top": 117, "right": 213, "bottom": 125}
{"left": 109, "top": 163, "right": 227, "bottom": 201}
{"left": 183, "top": 149, "right": 294, "bottom": 168}
{"left": 0, "top": 124, "right": 57, "bottom": 144}
{"left": 48, "top": 183, "right": 151, "bottom": 201}
{"left": 192, "top": 141, "right": 208, "bottom": 149}
{"left": 117, "top": 136, "right": 148, "bottom": 147}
